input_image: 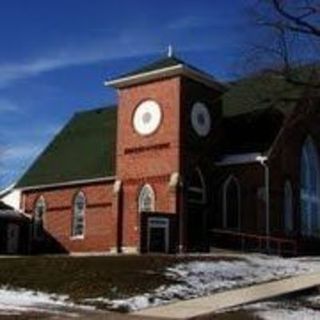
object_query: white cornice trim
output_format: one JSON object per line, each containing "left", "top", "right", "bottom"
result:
{"left": 215, "top": 153, "right": 268, "bottom": 166}
{"left": 18, "top": 176, "right": 116, "bottom": 192}
{"left": 104, "top": 64, "right": 225, "bottom": 91}
{"left": 104, "top": 65, "right": 184, "bottom": 88}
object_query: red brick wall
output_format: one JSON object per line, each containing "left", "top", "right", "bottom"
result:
{"left": 116, "top": 77, "right": 182, "bottom": 250}
{"left": 23, "top": 181, "right": 116, "bottom": 253}
{"left": 116, "top": 77, "right": 181, "bottom": 179}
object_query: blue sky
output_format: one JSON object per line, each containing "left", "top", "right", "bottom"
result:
{"left": 0, "top": 0, "right": 255, "bottom": 189}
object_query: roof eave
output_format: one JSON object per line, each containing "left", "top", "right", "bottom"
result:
{"left": 104, "top": 65, "right": 184, "bottom": 88}
{"left": 17, "top": 176, "right": 116, "bottom": 192}
{"left": 215, "top": 152, "right": 268, "bottom": 166}
{"left": 105, "top": 65, "right": 225, "bottom": 91}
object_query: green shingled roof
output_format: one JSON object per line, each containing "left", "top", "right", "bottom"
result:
{"left": 222, "top": 108, "right": 284, "bottom": 155}
{"left": 16, "top": 106, "right": 117, "bottom": 188}
{"left": 223, "top": 71, "right": 309, "bottom": 117}
{"left": 17, "top": 59, "right": 314, "bottom": 188}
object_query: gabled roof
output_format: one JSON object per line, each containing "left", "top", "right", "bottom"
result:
{"left": 118, "top": 56, "right": 184, "bottom": 78}
{"left": 16, "top": 106, "right": 117, "bottom": 189}
{"left": 223, "top": 72, "right": 306, "bottom": 117}
{"left": 221, "top": 108, "right": 285, "bottom": 155}
{"left": 105, "top": 55, "right": 225, "bottom": 90}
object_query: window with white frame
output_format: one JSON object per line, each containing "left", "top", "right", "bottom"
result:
{"left": 223, "top": 176, "right": 241, "bottom": 230}
{"left": 138, "top": 184, "right": 155, "bottom": 212}
{"left": 187, "top": 168, "right": 206, "bottom": 204}
{"left": 34, "top": 196, "right": 46, "bottom": 239}
{"left": 284, "top": 180, "right": 294, "bottom": 234}
{"left": 300, "top": 137, "right": 320, "bottom": 236}
{"left": 72, "top": 191, "right": 86, "bottom": 237}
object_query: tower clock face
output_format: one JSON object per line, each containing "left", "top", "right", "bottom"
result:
{"left": 133, "top": 100, "right": 162, "bottom": 136}
{"left": 191, "top": 102, "right": 211, "bottom": 137}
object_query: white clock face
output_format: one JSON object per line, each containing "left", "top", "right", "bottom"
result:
{"left": 191, "top": 102, "right": 211, "bottom": 137}
{"left": 133, "top": 100, "right": 162, "bottom": 136}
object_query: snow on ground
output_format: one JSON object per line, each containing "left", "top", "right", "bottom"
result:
{"left": 241, "top": 301, "right": 320, "bottom": 320}
{"left": 1, "top": 254, "right": 320, "bottom": 315}
{"left": 84, "top": 254, "right": 320, "bottom": 312}
{"left": 0, "top": 287, "right": 93, "bottom": 316}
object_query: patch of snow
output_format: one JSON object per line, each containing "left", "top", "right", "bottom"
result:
{"left": 0, "top": 287, "right": 92, "bottom": 316}
{"left": 259, "top": 308, "right": 320, "bottom": 320}
{"left": 85, "top": 254, "right": 320, "bottom": 312}
{"left": 243, "top": 301, "right": 320, "bottom": 320}
{"left": 303, "top": 293, "right": 320, "bottom": 304}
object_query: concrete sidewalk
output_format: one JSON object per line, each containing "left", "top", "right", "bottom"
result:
{"left": 133, "top": 272, "right": 320, "bottom": 319}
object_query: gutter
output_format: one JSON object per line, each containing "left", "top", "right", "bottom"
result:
{"left": 257, "top": 155, "right": 270, "bottom": 252}
{"left": 17, "top": 176, "right": 116, "bottom": 192}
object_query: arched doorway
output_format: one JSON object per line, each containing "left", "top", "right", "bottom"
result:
{"left": 223, "top": 176, "right": 241, "bottom": 230}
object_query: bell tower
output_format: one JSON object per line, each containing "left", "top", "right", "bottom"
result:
{"left": 105, "top": 54, "right": 224, "bottom": 253}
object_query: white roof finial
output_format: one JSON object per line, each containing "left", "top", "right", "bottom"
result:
{"left": 167, "top": 44, "right": 173, "bottom": 58}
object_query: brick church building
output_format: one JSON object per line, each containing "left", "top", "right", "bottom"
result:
{"left": 16, "top": 54, "right": 320, "bottom": 255}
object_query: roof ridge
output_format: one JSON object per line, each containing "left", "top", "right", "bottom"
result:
{"left": 74, "top": 104, "right": 117, "bottom": 116}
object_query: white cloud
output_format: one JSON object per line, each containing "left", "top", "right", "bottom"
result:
{"left": 168, "top": 16, "right": 214, "bottom": 30}
{"left": 2, "top": 144, "right": 42, "bottom": 162}
{"left": 0, "top": 125, "right": 60, "bottom": 188}
{"left": 0, "top": 33, "right": 164, "bottom": 88}
{"left": 0, "top": 99, "right": 20, "bottom": 113}
{"left": 0, "top": 22, "right": 219, "bottom": 89}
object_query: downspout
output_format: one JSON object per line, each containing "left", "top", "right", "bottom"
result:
{"left": 169, "top": 173, "right": 183, "bottom": 253}
{"left": 177, "top": 178, "right": 184, "bottom": 254}
{"left": 257, "top": 156, "right": 270, "bottom": 252}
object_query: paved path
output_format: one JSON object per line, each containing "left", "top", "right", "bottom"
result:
{"left": 133, "top": 272, "right": 320, "bottom": 319}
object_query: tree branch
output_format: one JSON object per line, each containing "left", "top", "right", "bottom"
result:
{"left": 271, "top": 0, "right": 320, "bottom": 37}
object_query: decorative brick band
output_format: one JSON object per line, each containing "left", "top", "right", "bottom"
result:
{"left": 124, "top": 142, "right": 170, "bottom": 155}
{"left": 124, "top": 174, "right": 171, "bottom": 185}
{"left": 42, "top": 202, "right": 112, "bottom": 212}
{"left": 47, "top": 206, "right": 71, "bottom": 212}
{"left": 87, "top": 202, "right": 112, "bottom": 209}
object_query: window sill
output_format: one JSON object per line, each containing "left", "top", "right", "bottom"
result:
{"left": 70, "top": 235, "right": 85, "bottom": 241}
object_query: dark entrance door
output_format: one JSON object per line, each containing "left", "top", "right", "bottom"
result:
{"left": 149, "top": 227, "right": 166, "bottom": 252}
{"left": 147, "top": 218, "right": 169, "bottom": 253}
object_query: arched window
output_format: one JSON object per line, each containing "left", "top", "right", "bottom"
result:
{"left": 223, "top": 176, "right": 241, "bottom": 230}
{"left": 72, "top": 191, "right": 86, "bottom": 237}
{"left": 300, "top": 137, "right": 320, "bottom": 236}
{"left": 284, "top": 180, "right": 294, "bottom": 234}
{"left": 138, "top": 184, "right": 155, "bottom": 212}
{"left": 34, "top": 196, "right": 46, "bottom": 239}
{"left": 187, "top": 168, "right": 206, "bottom": 204}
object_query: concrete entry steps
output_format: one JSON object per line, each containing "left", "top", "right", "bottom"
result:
{"left": 132, "top": 272, "right": 320, "bottom": 320}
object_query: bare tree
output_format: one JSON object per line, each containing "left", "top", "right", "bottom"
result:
{"left": 246, "top": 0, "right": 320, "bottom": 90}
